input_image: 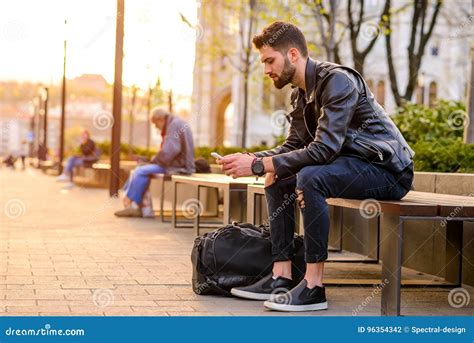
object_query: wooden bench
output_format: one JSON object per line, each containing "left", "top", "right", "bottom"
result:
{"left": 151, "top": 174, "right": 224, "bottom": 223}
{"left": 74, "top": 161, "right": 136, "bottom": 188}
{"left": 37, "top": 159, "right": 55, "bottom": 172}
{"left": 149, "top": 174, "right": 172, "bottom": 222}
{"left": 171, "top": 174, "right": 264, "bottom": 234}
{"left": 246, "top": 184, "right": 474, "bottom": 316}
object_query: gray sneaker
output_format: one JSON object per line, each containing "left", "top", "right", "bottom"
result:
{"left": 141, "top": 207, "right": 155, "bottom": 218}
{"left": 114, "top": 207, "right": 142, "bottom": 217}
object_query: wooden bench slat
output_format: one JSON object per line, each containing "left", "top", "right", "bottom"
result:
{"left": 403, "top": 192, "right": 474, "bottom": 217}
{"left": 172, "top": 174, "right": 264, "bottom": 188}
{"left": 404, "top": 191, "right": 474, "bottom": 205}
{"left": 248, "top": 185, "right": 474, "bottom": 217}
{"left": 326, "top": 198, "right": 439, "bottom": 216}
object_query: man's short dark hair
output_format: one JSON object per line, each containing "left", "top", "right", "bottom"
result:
{"left": 252, "top": 21, "right": 308, "bottom": 57}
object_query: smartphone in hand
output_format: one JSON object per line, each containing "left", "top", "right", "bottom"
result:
{"left": 211, "top": 152, "right": 223, "bottom": 160}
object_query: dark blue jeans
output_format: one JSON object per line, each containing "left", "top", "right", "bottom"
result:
{"left": 265, "top": 156, "right": 412, "bottom": 263}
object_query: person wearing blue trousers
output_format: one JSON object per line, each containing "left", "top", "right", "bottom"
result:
{"left": 57, "top": 130, "right": 99, "bottom": 186}
{"left": 114, "top": 107, "right": 195, "bottom": 218}
{"left": 121, "top": 164, "right": 166, "bottom": 217}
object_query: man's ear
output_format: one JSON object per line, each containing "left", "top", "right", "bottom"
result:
{"left": 287, "top": 47, "right": 299, "bottom": 63}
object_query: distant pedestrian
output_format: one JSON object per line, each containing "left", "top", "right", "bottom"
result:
{"left": 56, "top": 130, "right": 100, "bottom": 187}
{"left": 19, "top": 140, "right": 28, "bottom": 170}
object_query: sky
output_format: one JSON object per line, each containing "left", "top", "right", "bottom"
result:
{"left": 0, "top": 0, "right": 198, "bottom": 95}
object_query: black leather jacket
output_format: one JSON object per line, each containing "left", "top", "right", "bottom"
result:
{"left": 255, "top": 58, "right": 415, "bottom": 179}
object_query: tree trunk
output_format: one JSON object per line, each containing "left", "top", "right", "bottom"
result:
{"left": 128, "top": 86, "right": 137, "bottom": 155}
{"left": 384, "top": 0, "right": 442, "bottom": 107}
{"left": 465, "top": 44, "right": 474, "bottom": 143}
{"left": 241, "top": 72, "right": 249, "bottom": 148}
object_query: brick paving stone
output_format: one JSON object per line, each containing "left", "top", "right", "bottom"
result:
{"left": 1, "top": 169, "right": 473, "bottom": 317}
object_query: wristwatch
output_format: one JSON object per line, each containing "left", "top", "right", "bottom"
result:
{"left": 251, "top": 157, "right": 265, "bottom": 177}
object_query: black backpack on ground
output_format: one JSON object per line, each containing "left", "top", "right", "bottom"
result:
{"left": 191, "top": 222, "right": 306, "bottom": 296}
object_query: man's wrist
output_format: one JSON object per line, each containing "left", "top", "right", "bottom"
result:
{"left": 262, "top": 157, "right": 275, "bottom": 173}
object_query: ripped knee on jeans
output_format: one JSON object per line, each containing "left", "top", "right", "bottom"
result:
{"left": 296, "top": 188, "right": 305, "bottom": 208}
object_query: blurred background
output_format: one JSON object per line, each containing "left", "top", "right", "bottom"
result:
{"left": 0, "top": 0, "right": 473, "bottom": 172}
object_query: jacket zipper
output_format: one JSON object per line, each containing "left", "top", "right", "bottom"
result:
{"left": 354, "top": 138, "right": 383, "bottom": 161}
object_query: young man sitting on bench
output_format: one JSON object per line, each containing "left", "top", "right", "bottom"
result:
{"left": 217, "top": 21, "right": 415, "bottom": 312}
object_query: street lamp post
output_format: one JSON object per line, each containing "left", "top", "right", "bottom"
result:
{"left": 146, "top": 85, "right": 151, "bottom": 151}
{"left": 38, "top": 86, "right": 49, "bottom": 162}
{"left": 58, "top": 19, "right": 68, "bottom": 175}
{"left": 109, "top": 0, "right": 125, "bottom": 197}
{"left": 32, "top": 96, "right": 39, "bottom": 158}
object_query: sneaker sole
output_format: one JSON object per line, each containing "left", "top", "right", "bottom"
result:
{"left": 263, "top": 301, "right": 328, "bottom": 312}
{"left": 230, "top": 288, "right": 272, "bottom": 300}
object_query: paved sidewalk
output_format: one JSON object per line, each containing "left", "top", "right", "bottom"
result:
{"left": 0, "top": 168, "right": 472, "bottom": 316}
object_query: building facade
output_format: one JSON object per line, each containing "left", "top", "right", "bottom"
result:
{"left": 191, "top": 0, "right": 472, "bottom": 147}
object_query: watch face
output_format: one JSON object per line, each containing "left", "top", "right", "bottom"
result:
{"left": 252, "top": 160, "right": 265, "bottom": 175}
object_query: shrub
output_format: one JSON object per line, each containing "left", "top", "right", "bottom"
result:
{"left": 392, "top": 101, "right": 473, "bottom": 173}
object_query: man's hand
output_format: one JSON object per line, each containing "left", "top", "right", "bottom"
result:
{"left": 264, "top": 172, "right": 277, "bottom": 187}
{"left": 216, "top": 153, "right": 254, "bottom": 178}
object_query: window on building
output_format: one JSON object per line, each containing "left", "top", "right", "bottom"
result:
{"left": 429, "top": 81, "right": 437, "bottom": 107}
{"left": 376, "top": 80, "right": 385, "bottom": 107}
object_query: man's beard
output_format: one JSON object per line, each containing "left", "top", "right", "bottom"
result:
{"left": 273, "top": 57, "right": 296, "bottom": 89}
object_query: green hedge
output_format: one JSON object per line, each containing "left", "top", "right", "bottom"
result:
{"left": 95, "top": 141, "right": 271, "bottom": 164}
{"left": 392, "top": 101, "right": 473, "bottom": 173}
{"left": 95, "top": 141, "right": 157, "bottom": 160}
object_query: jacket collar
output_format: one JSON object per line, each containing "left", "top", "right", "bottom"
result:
{"left": 295, "top": 57, "right": 319, "bottom": 103}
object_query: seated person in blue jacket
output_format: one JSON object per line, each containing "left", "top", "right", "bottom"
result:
{"left": 57, "top": 130, "right": 100, "bottom": 183}
{"left": 114, "top": 107, "right": 195, "bottom": 218}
